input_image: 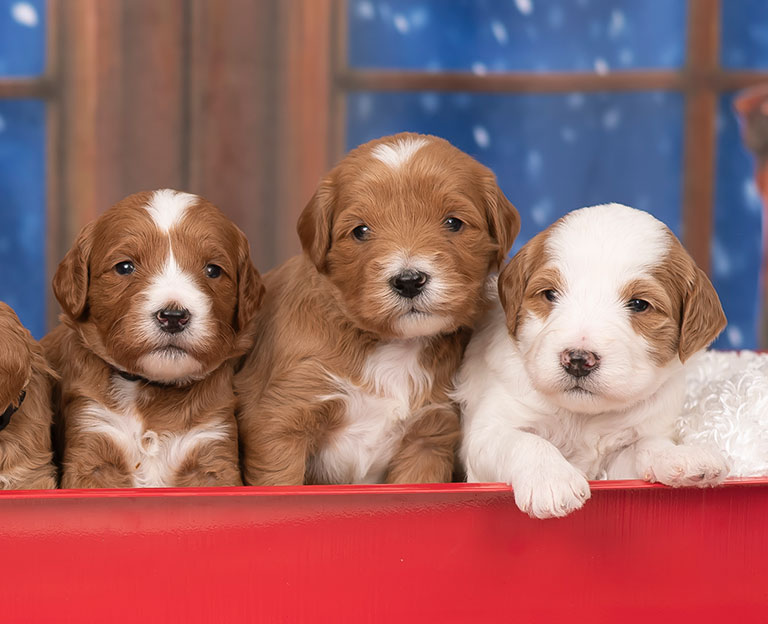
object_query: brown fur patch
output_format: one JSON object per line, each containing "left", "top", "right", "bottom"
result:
{"left": 0, "top": 302, "right": 57, "bottom": 489}
{"left": 619, "top": 277, "right": 679, "bottom": 366}
{"left": 498, "top": 226, "right": 557, "bottom": 337}
{"left": 654, "top": 233, "right": 727, "bottom": 362}
{"left": 236, "top": 133, "right": 516, "bottom": 485}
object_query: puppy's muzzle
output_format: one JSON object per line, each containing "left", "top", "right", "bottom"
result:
{"left": 390, "top": 270, "right": 429, "bottom": 299}
{"left": 560, "top": 349, "right": 600, "bottom": 378}
{"left": 156, "top": 308, "right": 190, "bottom": 334}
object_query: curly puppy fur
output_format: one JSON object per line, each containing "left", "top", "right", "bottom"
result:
{"left": 43, "top": 190, "right": 263, "bottom": 489}
{"left": 235, "top": 133, "right": 519, "bottom": 485}
{"left": 0, "top": 302, "right": 57, "bottom": 489}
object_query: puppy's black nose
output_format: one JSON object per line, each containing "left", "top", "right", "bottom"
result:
{"left": 561, "top": 349, "right": 600, "bottom": 378}
{"left": 156, "top": 308, "right": 190, "bottom": 333}
{"left": 390, "top": 270, "right": 429, "bottom": 299}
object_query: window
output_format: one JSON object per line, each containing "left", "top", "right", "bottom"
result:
{"left": 340, "top": 0, "right": 768, "bottom": 349}
{"left": 0, "top": 0, "right": 47, "bottom": 337}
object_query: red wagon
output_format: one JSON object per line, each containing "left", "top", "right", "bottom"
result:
{"left": 2, "top": 478, "right": 766, "bottom": 623}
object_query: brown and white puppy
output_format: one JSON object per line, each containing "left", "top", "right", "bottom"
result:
{"left": 0, "top": 302, "right": 57, "bottom": 489}
{"left": 42, "top": 189, "right": 263, "bottom": 489}
{"left": 455, "top": 204, "right": 728, "bottom": 518}
{"left": 235, "top": 132, "right": 519, "bottom": 485}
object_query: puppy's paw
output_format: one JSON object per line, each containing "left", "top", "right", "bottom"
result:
{"left": 643, "top": 445, "right": 728, "bottom": 487}
{"left": 512, "top": 460, "right": 591, "bottom": 519}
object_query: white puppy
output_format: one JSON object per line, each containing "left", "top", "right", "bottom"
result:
{"left": 455, "top": 204, "right": 729, "bottom": 518}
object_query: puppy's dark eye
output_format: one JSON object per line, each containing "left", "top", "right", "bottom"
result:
{"left": 444, "top": 217, "right": 464, "bottom": 232}
{"left": 352, "top": 225, "right": 370, "bottom": 241}
{"left": 543, "top": 289, "right": 558, "bottom": 302}
{"left": 628, "top": 299, "right": 650, "bottom": 312}
{"left": 114, "top": 261, "right": 135, "bottom": 275}
{"left": 205, "top": 264, "right": 222, "bottom": 278}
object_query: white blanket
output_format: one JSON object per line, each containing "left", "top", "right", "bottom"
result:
{"left": 678, "top": 350, "right": 768, "bottom": 477}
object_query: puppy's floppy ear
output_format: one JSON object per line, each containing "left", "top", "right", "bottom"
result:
{"left": 482, "top": 174, "right": 520, "bottom": 269}
{"left": 52, "top": 221, "right": 95, "bottom": 320}
{"left": 235, "top": 230, "right": 265, "bottom": 332}
{"left": 297, "top": 177, "right": 336, "bottom": 273}
{"left": 678, "top": 265, "right": 727, "bottom": 362}
{"left": 497, "top": 244, "right": 530, "bottom": 338}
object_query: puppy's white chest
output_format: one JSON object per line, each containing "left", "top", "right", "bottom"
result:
{"left": 544, "top": 414, "right": 640, "bottom": 478}
{"left": 314, "top": 340, "right": 432, "bottom": 484}
{"left": 79, "top": 382, "right": 228, "bottom": 487}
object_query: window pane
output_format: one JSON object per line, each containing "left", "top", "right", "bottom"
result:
{"left": 0, "top": 99, "right": 46, "bottom": 337}
{"left": 347, "top": 91, "right": 684, "bottom": 250}
{"left": 712, "top": 93, "right": 762, "bottom": 350}
{"left": 348, "top": 0, "right": 686, "bottom": 72}
{"left": 0, "top": 0, "right": 45, "bottom": 77}
{"left": 721, "top": 0, "right": 768, "bottom": 69}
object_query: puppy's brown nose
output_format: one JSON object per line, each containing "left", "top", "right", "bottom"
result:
{"left": 390, "top": 270, "right": 429, "bottom": 299}
{"left": 561, "top": 349, "right": 600, "bottom": 378}
{"left": 156, "top": 308, "right": 190, "bottom": 333}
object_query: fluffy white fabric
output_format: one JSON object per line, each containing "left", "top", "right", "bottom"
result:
{"left": 678, "top": 350, "right": 768, "bottom": 477}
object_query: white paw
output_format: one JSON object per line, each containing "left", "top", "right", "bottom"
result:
{"left": 512, "top": 460, "right": 591, "bottom": 519}
{"left": 643, "top": 445, "right": 728, "bottom": 487}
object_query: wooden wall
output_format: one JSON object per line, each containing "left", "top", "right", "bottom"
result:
{"left": 51, "top": 0, "right": 337, "bottom": 325}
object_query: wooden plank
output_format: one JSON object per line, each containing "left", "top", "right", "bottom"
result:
{"left": 120, "top": 0, "right": 186, "bottom": 194}
{"left": 337, "top": 68, "right": 768, "bottom": 95}
{"left": 337, "top": 69, "right": 687, "bottom": 93}
{"left": 330, "top": 0, "right": 349, "bottom": 162}
{"left": 187, "top": 0, "right": 277, "bottom": 271}
{"left": 273, "top": 0, "right": 335, "bottom": 265}
{"left": 0, "top": 78, "right": 52, "bottom": 98}
{"left": 681, "top": 0, "right": 721, "bottom": 273}
{"left": 45, "top": 0, "right": 61, "bottom": 329}
{"left": 53, "top": 0, "right": 187, "bottom": 264}
{"left": 54, "top": 0, "right": 123, "bottom": 246}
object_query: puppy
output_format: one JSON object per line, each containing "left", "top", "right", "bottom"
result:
{"left": 0, "top": 302, "right": 57, "bottom": 489}
{"left": 42, "top": 190, "right": 263, "bottom": 489}
{"left": 455, "top": 203, "right": 729, "bottom": 518}
{"left": 235, "top": 132, "right": 519, "bottom": 485}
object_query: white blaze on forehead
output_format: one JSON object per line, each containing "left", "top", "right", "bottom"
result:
{"left": 145, "top": 189, "right": 199, "bottom": 233}
{"left": 371, "top": 136, "right": 430, "bottom": 169}
{"left": 545, "top": 203, "right": 671, "bottom": 292}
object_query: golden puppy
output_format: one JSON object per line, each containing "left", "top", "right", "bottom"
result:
{"left": 43, "top": 190, "right": 263, "bottom": 489}
{"left": 0, "top": 302, "right": 57, "bottom": 489}
{"left": 235, "top": 132, "right": 519, "bottom": 485}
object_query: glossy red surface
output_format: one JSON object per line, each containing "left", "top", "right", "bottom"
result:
{"left": 1, "top": 479, "right": 766, "bottom": 623}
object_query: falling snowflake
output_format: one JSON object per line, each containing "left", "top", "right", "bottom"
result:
{"left": 531, "top": 199, "right": 553, "bottom": 226}
{"left": 471, "top": 62, "right": 488, "bottom": 76}
{"left": 420, "top": 93, "right": 440, "bottom": 114}
{"left": 514, "top": 0, "right": 533, "bottom": 16}
{"left": 594, "top": 57, "right": 609, "bottom": 75}
{"left": 527, "top": 150, "right": 543, "bottom": 176}
{"left": 491, "top": 20, "right": 508, "bottom": 45}
{"left": 743, "top": 178, "right": 762, "bottom": 213}
{"left": 561, "top": 127, "right": 577, "bottom": 143}
{"left": 547, "top": 6, "right": 564, "bottom": 29}
{"left": 393, "top": 13, "right": 409, "bottom": 34}
{"left": 355, "top": 0, "right": 375, "bottom": 21}
{"left": 727, "top": 326, "right": 744, "bottom": 349}
{"left": 356, "top": 94, "right": 373, "bottom": 120}
{"left": 602, "top": 108, "right": 621, "bottom": 130}
{"left": 608, "top": 10, "right": 625, "bottom": 38}
{"left": 712, "top": 238, "right": 732, "bottom": 278}
{"left": 11, "top": 2, "right": 38, "bottom": 27}
{"left": 619, "top": 49, "right": 634, "bottom": 65}
{"left": 473, "top": 126, "right": 490, "bottom": 149}
{"left": 567, "top": 93, "right": 585, "bottom": 109}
